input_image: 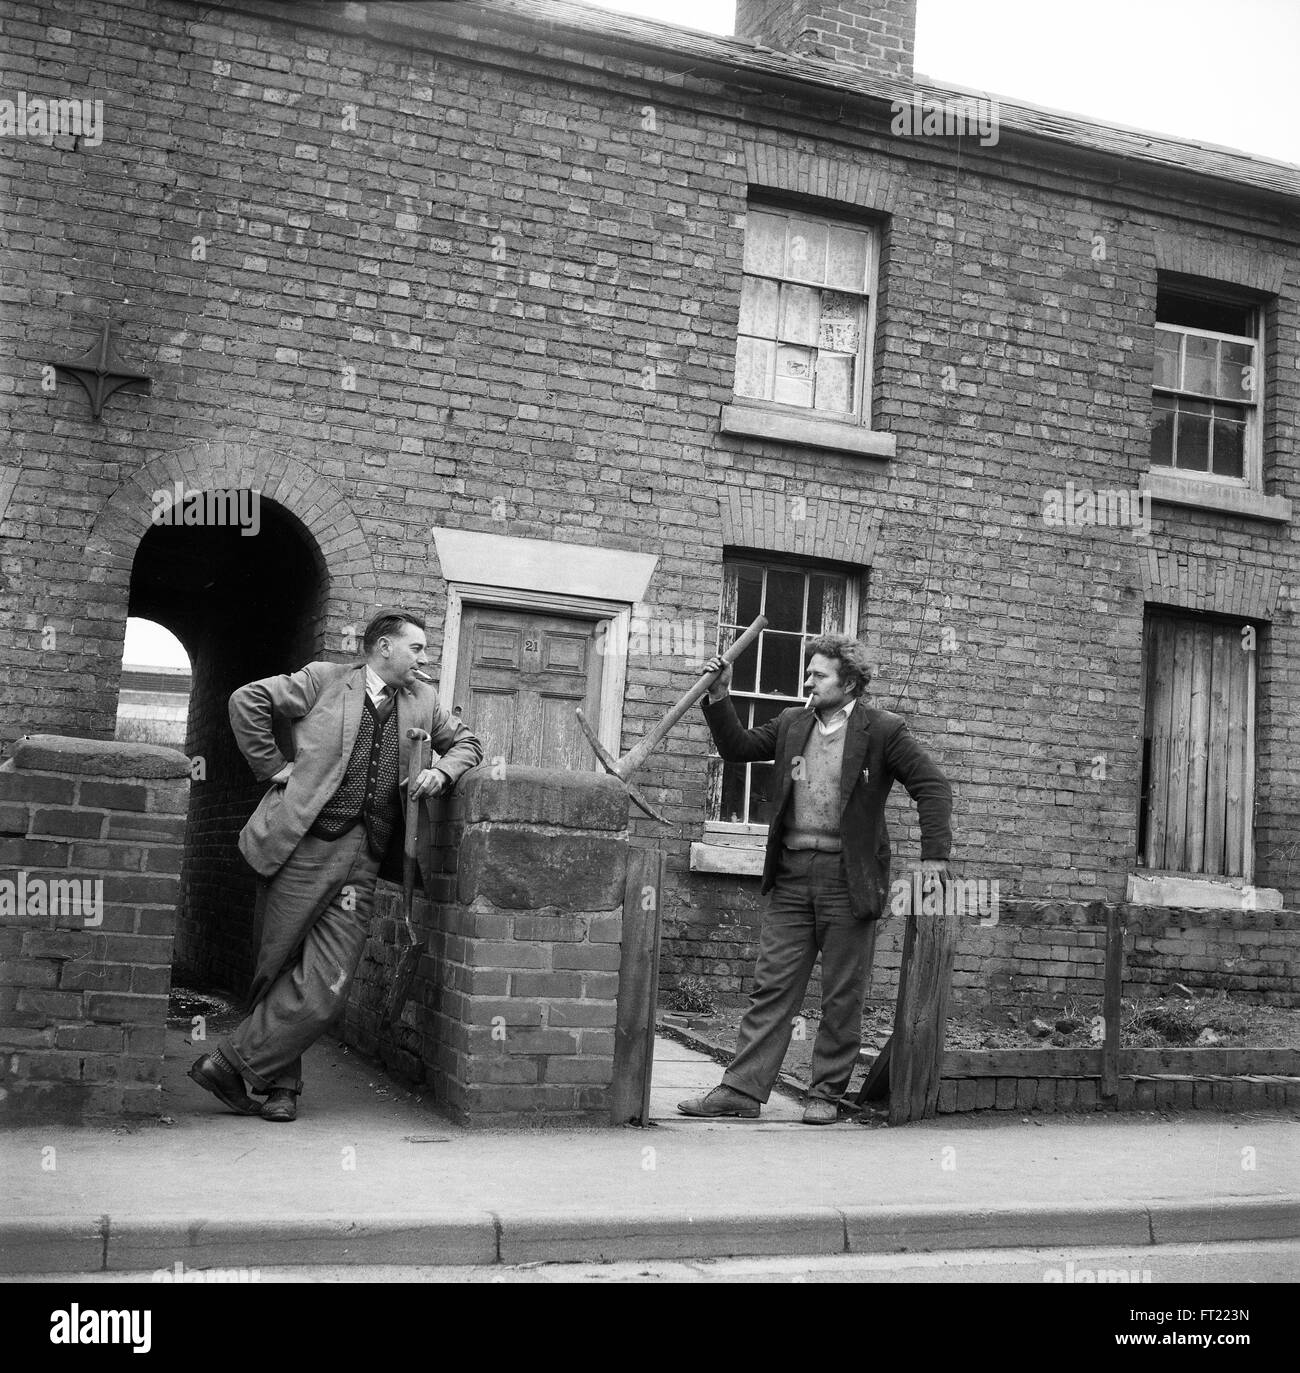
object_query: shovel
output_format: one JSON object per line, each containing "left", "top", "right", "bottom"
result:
{"left": 385, "top": 727, "right": 430, "bottom": 1025}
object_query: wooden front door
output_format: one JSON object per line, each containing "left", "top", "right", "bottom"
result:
{"left": 1139, "top": 611, "right": 1255, "bottom": 879}
{"left": 452, "top": 606, "right": 603, "bottom": 770}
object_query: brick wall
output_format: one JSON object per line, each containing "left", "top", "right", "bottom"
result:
{"left": 344, "top": 766, "right": 629, "bottom": 1125}
{"left": 0, "top": 735, "right": 189, "bottom": 1122}
{"left": 859, "top": 900, "right": 1300, "bottom": 1015}
{"left": 735, "top": 0, "right": 917, "bottom": 78}
{"left": 0, "top": 0, "right": 1296, "bottom": 1017}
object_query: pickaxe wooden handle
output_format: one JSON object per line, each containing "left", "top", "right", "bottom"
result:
{"left": 401, "top": 728, "right": 431, "bottom": 942}
{"left": 576, "top": 614, "right": 769, "bottom": 822}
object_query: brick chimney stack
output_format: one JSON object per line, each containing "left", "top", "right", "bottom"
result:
{"left": 735, "top": 0, "right": 917, "bottom": 82}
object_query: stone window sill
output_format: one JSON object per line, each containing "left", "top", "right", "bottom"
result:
{"left": 690, "top": 825, "right": 766, "bottom": 876}
{"left": 1126, "top": 872, "right": 1282, "bottom": 910}
{"left": 1141, "top": 471, "right": 1291, "bottom": 524}
{"left": 720, "top": 402, "right": 896, "bottom": 459}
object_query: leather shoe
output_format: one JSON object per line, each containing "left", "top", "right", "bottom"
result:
{"left": 802, "top": 1098, "right": 839, "bottom": 1125}
{"left": 677, "top": 1085, "right": 760, "bottom": 1118}
{"left": 188, "top": 1053, "right": 260, "bottom": 1116}
{"left": 261, "top": 1088, "right": 298, "bottom": 1123}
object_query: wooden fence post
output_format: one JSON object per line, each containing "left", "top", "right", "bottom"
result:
{"left": 609, "top": 844, "right": 665, "bottom": 1125}
{"left": 888, "top": 872, "right": 959, "bottom": 1125}
{"left": 1101, "top": 904, "right": 1123, "bottom": 1101}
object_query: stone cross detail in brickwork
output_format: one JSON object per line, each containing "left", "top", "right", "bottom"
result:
{"left": 47, "top": 320, "right": 152, "bottom": 421}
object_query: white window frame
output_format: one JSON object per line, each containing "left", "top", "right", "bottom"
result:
{"left": 1151, "top": 314, "right": 1263, "bottom": 491}
{"left": 693, "top": 557, "right": 861, "bottom": 873}
{"left": 720, "top": 201, "right": 894, "bottom": 460}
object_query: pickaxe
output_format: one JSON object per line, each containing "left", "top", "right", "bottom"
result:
{"left": 385, "top": 726, "right": 430, "bottom": 1023}
{"left": 575, "top": 614, "right": 768, "bottom": 823}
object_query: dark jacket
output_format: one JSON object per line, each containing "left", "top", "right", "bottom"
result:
{"left": 702, "top": 693, "right": 952, "bottom": 921}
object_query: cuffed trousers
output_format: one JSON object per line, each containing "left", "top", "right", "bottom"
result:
{"left": 221, "top": 828, "right": 380, "bottom": 1094}
{"left": 722, "top": 848, "right": 878, "bottom": 1104}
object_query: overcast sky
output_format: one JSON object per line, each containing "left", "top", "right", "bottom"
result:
{"left": 587, "top": 0, "right": 1300, "bottom": 164}
{"left": 124, "top": 0, "right": 1297, "bottom": 669}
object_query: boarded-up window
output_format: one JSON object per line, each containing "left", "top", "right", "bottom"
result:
{"left": 735, "top": 205, "right": 875, "bottom": 419}
{"left": 708, "top": 557, "right": 855, "bottom": 826}
{"left": 1138, "top": 611, "right": 1256, "bottom": 878}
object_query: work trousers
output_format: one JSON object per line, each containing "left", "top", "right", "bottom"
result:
{"left": 722, "top": 848, "right": 878, "bottom": 1104}
{"left": 221, "top": 828, "right": 380, "bottom": 1094}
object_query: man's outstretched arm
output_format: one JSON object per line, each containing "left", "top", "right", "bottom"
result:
{"left": 698, "top": 652, "right": 782, "bottom": 763}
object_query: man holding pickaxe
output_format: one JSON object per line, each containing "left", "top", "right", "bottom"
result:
{"left": 188, "top": 610, "right": 482, "bottom": 1122}
{"left": 678, "top": 635, "right": 952, "bottom": 1124}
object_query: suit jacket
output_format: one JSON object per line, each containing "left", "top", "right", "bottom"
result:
{"left": 230, "top": 660, "right": 483, "bottom": 881}
{"left": 703, "top": 694, "right": 952, "bottom": 921}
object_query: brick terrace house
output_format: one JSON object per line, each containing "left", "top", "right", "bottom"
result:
{"left": 2, "top": 0, "right": 1298, "bottom": 1016}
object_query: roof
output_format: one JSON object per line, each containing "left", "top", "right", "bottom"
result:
{"left": 371, "top": 0, "right": 1300, "bottom": 202}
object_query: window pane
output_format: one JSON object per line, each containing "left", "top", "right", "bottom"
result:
{"left": 735, "top": 563, "right": 763, "bottom": 626}
{"left": 1212, "top": 413, "right": 1245, "bottom": 478}
{"left": 1183, "top": 335, "right": 1216, "bottom": 395}
{"left": 759, "top": 630, "right": 803, "bottom": 697}
{"left": 729, "top": 635, "right": 758, "bottom": 693}
{"left": 773, "top": 345, "right": 814, "bottom": 406}
{"left": 764, "top": 568, "right": 806, "bottom": 631}
{"left": 734, "top": 335, "right": 774, "bottom": 400}
{"left": 1151, "top": 395, "right": 1175, "bottom": 467}
{"left": 1176, "top": 400, "right": 1211, "bottom": 471}
{"left": 786, "top": 219, "right": 828, "bottom": 283}
{"left": 818, "top": 291, "right": 860, "bottom": 353}
{"left": 778, "top": 283, "right": 820, "bottom": 346}
{"left": 826, "top": 224, "right": 869, "bottom": 291}
{"left": 751, "top": 697, "right": 788, "bottom": 729}
{"left": 748, "top": 762, "right": 777, "bottom": 825}
{"left": 815, "top": 352, "right": 854, "bottom": 413}
{"left": 1219, "top": 340, "right": 1255, "bottom": 401}
{"left": 1157, "top": 289, "right": 1253, "bottom": 336}
{"left": 1154, "top": 331, "right": 1180, "bottom": 390}
{"left": 815, "top": 574, "right": 846, "bottom": 633}
{"left": 719, "top": 761, "right": 748, "bottom": 823}
{"left": 738, "top": 275, "right": 779, "bottom": 338}
{"left": 744, "top": 211, "right": 785, "bottom": 276}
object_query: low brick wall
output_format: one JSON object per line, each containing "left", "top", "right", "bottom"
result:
{"left": 0, "top": 735, "right": 190, "bottom": 1122}
{"left": 344, "top": 766, "right": 629, "bottom": 1126}
{"left": 862, "top": 899, "right": 1300, "bottom": 1013}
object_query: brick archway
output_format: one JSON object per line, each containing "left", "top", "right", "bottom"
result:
{"left": 82, "top": 439, "right": 380, "bottom": 993}
{"left": 86, "top": 438, "right": 378, "bottom": 625}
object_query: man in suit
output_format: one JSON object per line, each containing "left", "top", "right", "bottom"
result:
{"left": 189, "top": 609, "right": 482, "bottom": 1122}
{"left": 678, "top": 634, "right": 952, "bottom": 1124}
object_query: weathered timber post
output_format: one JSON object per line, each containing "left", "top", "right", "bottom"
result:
{"left": 888, "top": 874, "right": 959, "bottom": 1124}
{"left": 1101, "top": 904, "right": 1123, "bottom": 1101}
{"left": 609, "top": 843, "right": 665, "bottom": 1125}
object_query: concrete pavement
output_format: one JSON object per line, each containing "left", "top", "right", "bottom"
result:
{"left": 2, "top": 1026, "right": 1297, "bottom": 1274}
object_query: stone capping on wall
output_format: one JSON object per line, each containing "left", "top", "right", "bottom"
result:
{"left": 0, "top": 734, "right": 190, "bottom": 1122}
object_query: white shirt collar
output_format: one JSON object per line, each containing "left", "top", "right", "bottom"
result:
{"left": 364, "top": 665, "right": 391, "bottom": 702}
{"left": 812, "top": 697, "right": 856, "bottom": 735}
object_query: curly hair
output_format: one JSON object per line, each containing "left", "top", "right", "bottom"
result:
{"left": 805, "top": 633, "right": 873, "bottom": 698}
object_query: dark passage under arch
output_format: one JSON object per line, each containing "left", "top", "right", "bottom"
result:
{"left": 127, "top": 495, "right": 326, "bottom": 995}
